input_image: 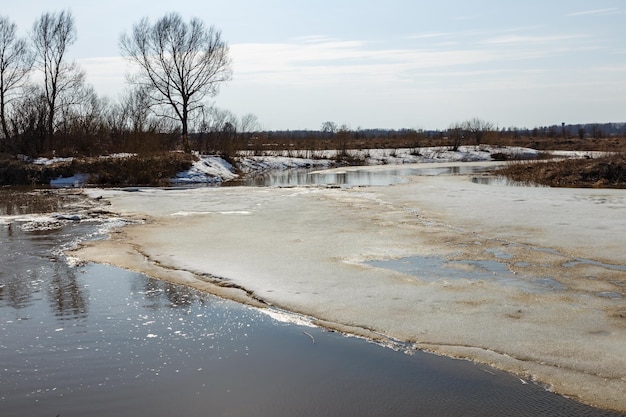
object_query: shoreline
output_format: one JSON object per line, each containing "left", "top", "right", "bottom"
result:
{"left": 69, "top": 163, "right": 626, "bottom": 412}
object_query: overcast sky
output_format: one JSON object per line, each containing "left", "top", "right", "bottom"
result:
{"left": 4, "top": 0, "right": 625, "bottom": 130}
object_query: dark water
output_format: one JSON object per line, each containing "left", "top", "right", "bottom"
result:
{"left": 1, "top": 191, "right": 625, "bottom": 416}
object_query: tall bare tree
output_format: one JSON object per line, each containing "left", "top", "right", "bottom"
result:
{"left": 0, "top": 16, "right": 34, "bottom": 141}
{"left": 464, "top": 118, "right": 494, "bottom": 145}
{"left": 448, "top": 122, "right": 466, "bottom": 152}
{"left": 120, "top": 13, "right": 232, "bottom": 150}
{"left": 31, "top": 10, "right": 84, "bottom": 140}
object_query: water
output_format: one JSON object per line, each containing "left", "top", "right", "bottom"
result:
{"left": 367, "top": 255, "right": 568, "bottom": 293}
{"left": 470, "top": 175, "right": 548, "bottom": 187}
{"left": 0, "top": 187, "right": 64, "bottom": 215}
{"left": 2, "top": 190, "right": 625, "bottom": 416}
{"left": 233, "top": 165, "right": 491, "bottom": 187}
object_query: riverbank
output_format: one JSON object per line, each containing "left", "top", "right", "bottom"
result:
{"left": 495, "top": 153, "right": 626, "bottom": 188}
{"left": 1, "top": 146, "right": 535, "bottom": 187}
{"left": 4, "top": 146, "right": 625, "bottom": 189}
{"left": 69, "top": 162, "right": 626, "bottom": 412}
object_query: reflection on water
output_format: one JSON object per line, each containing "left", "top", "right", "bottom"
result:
{"left": 0, "top": 188, "right": 63, "bottom": 215}
{"left": 0, "top": 222, "right": 90, "bottom": 315}
{"left": 471, "top": 175, "right": 548, "bottom": 187}
{"left": 233, "top": 165, "right": 491, "bottom": 187}
{"left": 2, "top": 197, "right": 625, "bottom": 416}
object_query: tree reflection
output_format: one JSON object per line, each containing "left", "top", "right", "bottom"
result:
{"left": 0, "top": 189, "right": 62, "bottom": 216}
{"left": 1, "top": 197, "right": 207, "bottom": 322}
{"left": 135, "top": 275, "right": 208, "bottom": 310}
{"left": 47, "top": 262, "right": 88, "bottom": 319}
{"left": 0, "top": 272, "right": 35, "bottom": 310}
{"left": 0, "top": 224, "right": 38, "bottom": 309}
{"left": 1, "top": 217, "right": 88, "bottom": 320}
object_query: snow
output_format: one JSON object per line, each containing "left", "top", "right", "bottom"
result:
{"left": 236, "top": 154, "right": 335, "bottom": 174}
{"left": 171, "top": 155, "right": 238, "bottom": 184}
{"left": 71, "top": 156, "right": 626, "bottom": 412}
{"left": 32, "top": 156, "right": 74, "bottom": 165}
{"left": 50, "top": 173, "right": 90, "bottom": 188}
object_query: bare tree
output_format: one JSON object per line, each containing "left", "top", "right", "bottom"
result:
{"left": 0, "top": 16, "right": 34, "bottom": 141}
{"left": 8, "top": 85, "right": 48, "bottom": 153}
{"left": 31, "top": 10, "right": 85, "bottom": 140}
{"left": 239, "top": 113, "right": 260, "bottom": 135}
{"left": 59, "top": 85, "right": 106, "bottom": 135}
{"left": 120, "top": 13, "right": 233, "bottom": 150}
{"left": 121, "top": 86, "right": 156, "bottom": 133}
{"left": 209, "top": 107, "right": 238, "bottom": 146}
{"left": 448, "top": 122, "right": 465, "bottom": 152}
{"left": 464, "top": 118, "right": 494, "bottom": 145}
{"left": 321, "top": 121, "right": 338, "bottom": 135}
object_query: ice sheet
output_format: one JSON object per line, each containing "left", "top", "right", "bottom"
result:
{"left": 73, "top": 163, "right": 626, "bottom": 412}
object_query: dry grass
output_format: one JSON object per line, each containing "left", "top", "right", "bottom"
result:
{"left": 0, "top": 152, "right": 195, "bottom": 187}
{"left": 495, "top": 154, "right": 626, "bottom": 188}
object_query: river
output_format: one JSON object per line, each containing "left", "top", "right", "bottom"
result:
{"left": 1, "top": 185, "right": 624, "bottom": 416}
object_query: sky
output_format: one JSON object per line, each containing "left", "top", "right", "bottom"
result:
{"left": 3, "top": 0, "right": 626, "bottom": 131}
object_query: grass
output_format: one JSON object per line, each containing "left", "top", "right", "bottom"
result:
{"left": 494, "top": 154, "right": 626, "bottom": 188}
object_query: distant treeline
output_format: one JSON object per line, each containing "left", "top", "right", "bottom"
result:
{"left": 233, "top": 121, "right": 626, "bottom": 155}
{"left": 259, "top": 122, "right": 626, "bottom": 143}
{"left": 2, "top": 113, "right": 626, "bottom": 158}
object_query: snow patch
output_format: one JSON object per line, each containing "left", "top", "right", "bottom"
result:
{"left": 172, "top": 155, "right": 238, "bottom": 184}
{"left": 50, "top": 173, "right": 90, "bottom": 188}
{"left": 32, "top": 157, "right": 73, "bottom": 165}
{"left": 171, "top": 211, "right": 213, "bottom": 216}
{"left": 259, "top": 308, "right": 316, "bottom": 327}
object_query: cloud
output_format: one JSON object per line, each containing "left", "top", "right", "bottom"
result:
{"left": 77, "top": 56, "right": 128, "bottom": 97}
{"left": 481, "top": 34, "right": 587, "bottom": 45}
{"left": 566, "top": 8, "right": 620, "bottom": 17}
{"left": 229, "top": 31, "right": 604, "bottom": 89}
{"left": 230, "top": 38, "right": 504, "bottom": 85}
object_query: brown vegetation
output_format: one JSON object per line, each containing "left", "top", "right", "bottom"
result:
{"left": 494, "top": 154, "right": 626, "bottom": 188}
{"left": 0, "top": 152, "right": 195, "bottom": 187}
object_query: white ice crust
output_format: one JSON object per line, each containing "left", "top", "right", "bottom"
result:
{"left": 76, "top": 161, "right": 626, "bottom": 412}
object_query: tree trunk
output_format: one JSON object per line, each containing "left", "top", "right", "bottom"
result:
{"left": 0, "top": 95, "right": 9, "bottom": 141}
{"left": 181, "top": 104, "right": 190, "bottom": 152}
